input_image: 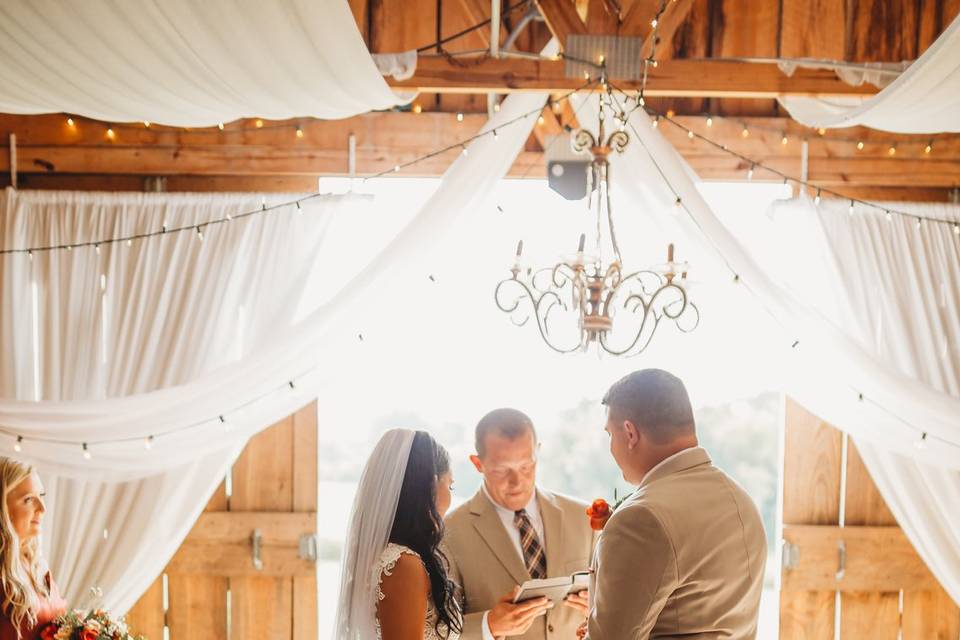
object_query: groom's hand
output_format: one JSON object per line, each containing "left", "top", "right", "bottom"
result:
{"left": 563, "top": 590, "right": 589, "bottom": 615}
{"left": 488, "top": 586, "right": 553, "bottom": 636}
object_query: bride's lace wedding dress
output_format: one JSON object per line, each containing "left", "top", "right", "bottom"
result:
{"left": 376, "top": 543, "right": 461, "bottom": 640}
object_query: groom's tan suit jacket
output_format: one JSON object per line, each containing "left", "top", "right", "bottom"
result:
{"left": 445, "top": 488, "right": 596, "bottom": 640}
{"left": 588, "top": 447, "right": 767, "bottom": 640}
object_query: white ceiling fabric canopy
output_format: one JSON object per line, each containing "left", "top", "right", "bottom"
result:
{"left": 0, "top": 0, "right": 407, "bottom": 126}
{"left": 778, "top": 13, "right": 960, "bottom": 133}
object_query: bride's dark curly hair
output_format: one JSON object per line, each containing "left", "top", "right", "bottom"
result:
{"left": 389, "top": 431, "right": 461, "bottom": 637}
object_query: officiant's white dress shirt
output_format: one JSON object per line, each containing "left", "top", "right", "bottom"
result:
{"left": 480, "top": 484, "right": 545, "bottom": 640}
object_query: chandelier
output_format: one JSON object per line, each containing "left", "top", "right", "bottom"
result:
{"left": 494, "top": 94, "right": 699, "bottom": 356}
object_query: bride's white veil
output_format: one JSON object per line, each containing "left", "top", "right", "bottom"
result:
{"left": 332, "top": 428, "right": 417, "bottom": 639}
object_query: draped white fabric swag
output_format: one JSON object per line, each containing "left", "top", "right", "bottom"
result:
{"left": 0, "top": 0, "right": 406, "bottom": 126}
{"left": 0, "top": 88, "right": 546, "bottom": 612}
{"left": 598, "top": 100, "right": 960, "bottom": 602}
{"left": 779, "top": 13, "right": 960, "bottom": 133}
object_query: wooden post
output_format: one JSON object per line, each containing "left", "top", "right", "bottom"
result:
{"left": 8, "top": 133, "right": 16, "bottom": 189}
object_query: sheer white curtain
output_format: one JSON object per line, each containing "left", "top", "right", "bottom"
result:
{"left": 589, "top": 99, "right": 960, "bottom": 603}
{"left": 0, "top": 88, "right": 545, "bottom": 613}
{"left": 763, "top": 198, "right": 960, "bottom": 604}
{"left": 0, "top": 0, "right": 406, "bottom": 125}
{"left": 778, "top": 13, "right": 960, "bottom": 133}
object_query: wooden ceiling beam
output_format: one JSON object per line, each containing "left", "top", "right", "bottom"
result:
{"left": 534, "top": 0, "right": 588, "bottom": 44}
{"left": 387, "top": 57, "right": 880, "bottom": 97}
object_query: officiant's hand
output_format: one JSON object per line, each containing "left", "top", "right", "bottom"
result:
{"left": 488, "top": 586, "right": 553, "bottom": 636}
{"left": 564, "top": 590, "right": 589, "bottom": 615}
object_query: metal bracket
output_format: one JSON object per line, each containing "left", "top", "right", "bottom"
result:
{"left": 250, "top": 529, "right": 263, "bottom": 571}
{"left": 298, "top": 533, "right": 318, "bottom": 562}
{"left": 782, "top": 540, "right": 800, "bottom": 570}
{"left": 835, "top": 539, "right": 846, "bottom": 582}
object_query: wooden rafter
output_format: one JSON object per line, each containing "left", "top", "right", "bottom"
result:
{"left": 388, "top": 57, "right": 880, "bottom": 97}
{"left": 534, "top": 0, "right": 587, "bottom": 44}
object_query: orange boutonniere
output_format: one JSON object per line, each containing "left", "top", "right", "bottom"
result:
{"left": 39, "top": 624, "right": 58, "bottom": 640}
{"left": 586, "top": 499, "right": 612, "bottom": 531}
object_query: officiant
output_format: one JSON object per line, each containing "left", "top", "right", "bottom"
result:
{"left": 445, "top": 409, "right": 596, "bottom": 640}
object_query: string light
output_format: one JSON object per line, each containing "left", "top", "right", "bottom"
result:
{"left": 687, "top": 130, "right": 694, "bottom": 139}
{"left": 888, "top": 144, "right": 897, "bottom": 156}
{"left": 537, "top": 115, "right": 545, "bottom": 126}
{"left": 218, "top": 122, "right": 224, "bottom": 131}
{"left": 143, "top": 122, "right": 151, "bottom": 129}
{"left": 705, "top": 115, "right": 713, "bottom": 127}
{"left": 666, "top": 109, "right": 675, "bottom": 119}
{"left": 885, "top": 210, "right": 893, "bottom": 222}
{"left": 493, "top": 129, "right": 499, "bottom": 141}
{"left": 916, "top": 217, "right": 923, "bottom": 230}
{"left": 220, "top": 415, "right": 231, "bottom": 432}
{"left": 741, "top": 125, "right": 749, "bottom": 138}
{"left": 413, "top": 104, "right": 423, "bottom": 114}
{"left": 393, "top": 164, "right": 400, "bottom": 172}
{"left": 66, "top": 117, "right": 75, "bottom": 127}
{"left": 144, "top": 435, "right": 154, "bottom": 450}
{"left": 817, "top": 128, "right": 826, "bottom": 136}
{"left": 915, "top": 432, "right": 928, "bottom": 450}
{"left": 82, "top": 443, "right": 91, "bottom": 460}
{"left": 954, "top": 224, "right": 960, "bottom": 236}
{"left": 848, "top": 200, "right": 854, "bottom": 216}
{"left": 456, "top": 112, "right": 464, "bottom": 122}
{"left": 255, "top": 119, "right": 264, "bottom": 128}
{"left": 814, "top": 189, "right": 821, "bottom": 205}
{"left": 295, "top": 126, "right": 304, "bottom": 139}
{"left": 495, "top": 103, "right": 502, "bottom": 113}
{"left": 95, "top": 244, "right": 101, "bottom": 256}
{"left": 747, "top": 164, "right": 755, "bottom": 180}
{"left": 650, "top": 18, "right": 658, "bottom": 28}
{"left": 925, "top": 141, "right": 933, "bottom": 154}
{"left": 13, "top": 436, "right": 22, "bottom": 453}
{"left": 781, "top": 134, "right": 788, "bottom": 145}
{"left": 106, "top": 128, "right": 115, "bottom": 140}
{"left": 196, "top": 226, "right": 204, "bottom": 242}
{"left": 652, "top": 116, "right": 659, "bottom": 128}
{"left": 461, "top": 145, "right": 469, "bottom": 156}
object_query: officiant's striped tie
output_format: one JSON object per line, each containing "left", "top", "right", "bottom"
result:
{"left": 514, "top": 509, "right": 547, "bottom": 579}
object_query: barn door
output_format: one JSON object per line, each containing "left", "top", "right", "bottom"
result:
{"left": 779, "top": 399, "right": 959, "bottom": 639}
{"left": 126, "top": 401, "right": 319, "bottom": 640}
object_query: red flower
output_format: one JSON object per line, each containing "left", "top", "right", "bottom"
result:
{"left": 39, "top": 624, "right": 58, "bottom": 640}
{"left": 80, "top": 628, "right": 99, "bottom": 640}
{"left": 585, "top": 498, "right": 612, "bottom": 531}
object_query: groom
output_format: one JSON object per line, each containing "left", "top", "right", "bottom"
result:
{"left": 583, "top": 369, "right": 767, "bottom": 639}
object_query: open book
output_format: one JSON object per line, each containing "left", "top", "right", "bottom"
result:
{"left": 512, "top": 571, "right": 591, "bottom": 604}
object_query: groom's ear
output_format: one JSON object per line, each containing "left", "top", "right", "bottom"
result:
{"left": 469, "top": 454, "right": 483, "bottom": 473}
{"left": 623, "top": 420, "right": 641, "bottom": 448}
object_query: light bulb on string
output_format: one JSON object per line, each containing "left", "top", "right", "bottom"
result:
{"left": 144, "top": 436, "right": 154, "bottom": 450}
{"left": 82, "top": 443, "right": 91, "bottom": 460}
{"left": 666, "top": 109, "right": 675, "bottom": 119}
{"left": 817, "top": 128, "right": 826, "bottom": 136}
{"left": 456, "top": 112, "right": 464, "bottom": 122}
{"left": 848, "top": 200, "right": 855, "bottom": 216}
{"left": 652, "top": 116, "right": 659, "bottom": 128}
{"left": 953, "top": 224, "right": 959, "bottom": 236}
{"left": 495, "top": 102, "right": 502, "bottom": 113}
{"left": 66, "top": 117, "right": 75, "bottom": 127}
{"left": 925, "top": 140, "right": 933, "bottom": 154}
{"left": 28, "top": 250, "right": 33, "bottom": 262}
{"left": 537, "top": 115, "right": 545, "bottom": 126}
{"left": 461, "top": 145, "right": 469, "bottom": 156}
{"left": 126, "top": 239, "right": 132, "bottom": 247}
{"left": 218, "top": 122, "right": 225, "bottom": 131}
{"left": 814, "top": 189, "right": 821, "bottom": 205}
{"left": 637, "top": 95, "right": 645, "bottom": 107}
{"left": 916, "top": 217, "right": 922, "bottom": 230}
{"left": 885, "top": 210, "right": 893, "bottom": 223}
{"left": 295, "top": 126, "right": 304, "bottom": 139}
{"left": 196, "top": 226, "right": 204, "bottom": 242}
{"left": 493, "top": 129, "right": 499, "bottom": 141}
{"left": 687, "top": 130, "right": 694, "bottom": 139}
{"left": 781, "top": 134, "right": 788, "bottom": 145}
{"left": 705, "top": 115, "right": 713, "bottom": 127}
{"left": 220, "top": 415, "right": 231, "bottom": 433}
{"left": 393, "top": 164, "right": 400, "bottom": 172}
{"left": 413, "top": 104, "right": 423, "bottom": 114}
{"left": 255, "top": 119, "right": 264, "bottom": 128}
{"left": 106, "top": 127, "right": 115, "bottom": 140}
{"left": 650, "top": 18, "right": 658, "bottom": 28}
{"left": 888, "top": 144, "right": 897, "bottom": 156}
{"left": 95, "top": 244, "right": 101, "bottom": 256}
{"left": 914, "top": 432, "right": 928, "bottom": 450}
{"left": 747, "top": 164, "right": 755, "bottom": 180}
{"left": 856, "top": 141, "right": 864, "bottom": 150}
{"left": 296, "top": 201, "right": 303, "bottom": 215}
{"left": 741, "top": 125, "right": 749, "bottom": 138}
{"left": 13, "top": 436, "right": 22, "bottom": 453}
{"left": 143, "top": 121, "right": 151, "bottom": 129}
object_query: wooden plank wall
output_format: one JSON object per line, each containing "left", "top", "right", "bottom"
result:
{"left": 781, "top": 399, "right": 960, "bottom": 640}
{"left": 125, "top": 402, "right": 318, "bottom": 640}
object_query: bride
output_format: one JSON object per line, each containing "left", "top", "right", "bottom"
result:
{"left": 333, "top": 429, "right": 462, "bottom": 639}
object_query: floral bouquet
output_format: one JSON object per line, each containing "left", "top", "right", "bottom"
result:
{"left": 39, "top": 609, "right": 145, "bottom": 640}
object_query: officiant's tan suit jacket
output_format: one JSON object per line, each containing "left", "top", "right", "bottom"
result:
{"left": 445, "top": 488, "right": 596, "bottom": 640}
{"left": 587, "top": 447, "right": 766, "bottom": 639}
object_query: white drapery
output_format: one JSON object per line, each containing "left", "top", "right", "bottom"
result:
{"left": 600, "top": 102, "right": 960, "bottom": 603}
{"left": 0, "top": 0, "right": 406, "bottom": 126}
{"left": 778, "top": 14, "right": 960, "bottom": 133}
{"left": 762, "top": 198, "right": 960, "bottom": 605}
{"left": 0, "top": 88, "right": 545, "bottom": 612}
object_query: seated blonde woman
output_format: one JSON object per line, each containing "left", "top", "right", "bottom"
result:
{"left": 0, "top": 457, "right": 66, "bottom": 640}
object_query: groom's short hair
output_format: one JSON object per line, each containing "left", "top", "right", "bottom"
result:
{"left": 602, "top": 369, "right": 695, "bottom": 443}
{"left": 475, "top": 408, "right": 537, "bottom": 457}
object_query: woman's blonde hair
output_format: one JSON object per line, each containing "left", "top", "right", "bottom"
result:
{"left": 0, "top": 457, "right": 47, "bottom": 635}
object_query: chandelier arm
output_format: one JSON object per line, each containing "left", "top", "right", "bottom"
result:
{"left": 598, "top": 304, "right": 661, "bottom": 356}
{"left": 534, "top": 292, "right": 585, "bottom": 354}
{"left": 603, "top": 162, "right": 624, "bottom": 265}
